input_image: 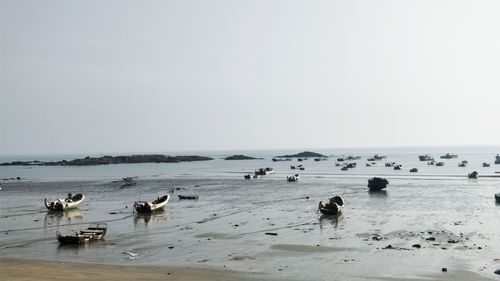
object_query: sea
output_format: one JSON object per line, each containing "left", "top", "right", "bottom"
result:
{"left": 1, "top": 146, "right": 500, "bottom": 280}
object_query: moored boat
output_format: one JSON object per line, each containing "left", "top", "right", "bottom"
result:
{"left": 495, "top": 193, "right": 500, "bottom": 203}
{"left": 368, "top": 177, "right": 389, "bottom": 191}
{"left": 419, "top": 155, "right": 434, "bottom": 161}
{"left": 458, "top": 160, "right": 468, "bottom": 167}
{"left": 134, "top": 194, "right": 170, "bottom": 213}
{"left": 496, "top": 154, "right": 500, "bottom": 165}
{"left": 178, "top": 194, "right": 199, "bottom": 200}
{"left": 483, "top": 162, "right": 490, "bottom": 167}
{"left": 287, "top": 174, "right": 300, "bottom": 182}
{"left": 440, "top": 153, "right": 458, "bottom": 159}
{"left": 45, "top": 193, "right": 85, "bottom": 211}
{"left": 409, "top": 168, "right": 418, "bottom": 173}
{"left": 57, "top": 223, "right": 107, "bottom": 244}
{"left": 468, "top": 171, "right": 478, "bottom": 179}
{"left": 318, "top": 196, "right": 344, "bottom": 215}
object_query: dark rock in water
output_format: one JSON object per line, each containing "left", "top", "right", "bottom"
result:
{"left": 412, "top": 244, "right": 422, "bottom": 248}
{"left": 224, "top": 155, "right": 260, "bottom": 160}
{"left": 265, "top": 232, "right": 278, "bottom": 236}
{"left": 276, "top": 151, "right": 327, "bottom": 158}
{"left": 442, "top": 268, "right": 447, "bottom": 272}
{"left": 178, "top": 195, "right": 199, "bottom": 200}
{"left": 0, "top": 154, "right": 214, "bottom": 166}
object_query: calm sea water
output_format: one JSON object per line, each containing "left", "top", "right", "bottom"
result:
{"left": 1, "top": 146, "right": 500, "bottom": 181}
{"left": 1, "top": 146, "right": 500, "bottom": 280}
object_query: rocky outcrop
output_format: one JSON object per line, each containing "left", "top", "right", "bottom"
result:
{"left": 276, "top": 151, "right": 327, "bottom": 158}
{"left": 224, "top": 155, "right": 259, "bottom": 160}
{"left": 0, "top": 154, "right": 213, "bottom": 166}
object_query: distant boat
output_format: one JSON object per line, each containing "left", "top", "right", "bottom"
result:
{"left": 394, "top": 165, "right": 402, "bottom": 170}
{"left": 134, "top": 194, "right": 170, "bottom": 213}
{"left": 57, "top": 223, "right": 107, "bottom": 245}
{"left": 337, "top": 158, "right": 345, "bottom": 162}
{"left": 264, "top": 167, "right": 274, "bottom": 174}
{"left": 178, "top": 194, "right": 199, "bottom": 200}
{"left": 318, "top": 196, "right": 344, "bottom": 215}
{"left": 299, "top": 167, "right": 305, "bottom": 171}
{"left": 436, "top": 162, "right": 445, "bottom": 166}
{"left": 244, "top": 174, "right": 252, "bottom": 179}
{"left": 287, "top": 174, "right": 300, "bottom": 182}
{"left": 368, "top": 177, "right": 389, "bottom": 191}
{"left": 458, "top": 160, "right": 468, "bottom": 167}
{"left": 419, "top": 155, "right": 434, "bottom": 161}
{"left": 495, "top": 154, "right": 500, "bottom": 164}
{"left": 385, "top": 162, "right": 393, "bottom": 167}
{"left": 483, "top": 162, "right": 490, "bottom": 167}
{"left": 468, "top": 171, "right": 478, "bottom": 179}
{"left": 409, "top": 168, "right": 418, "bottom": 173}
{"left": 45, "top": 193, "right": 85, "bottom": 211}
{"left": 290, "top": 165, "right": 296, "bottom": 169}
{"left": 366, "top": 163, "right": 371, "bottom": 167}
{"left": 440, "top": 153, "right": 458, "bottom": 159}
{"left": 495, "top": 193, "right": 500, "bottom": 203}
{"left": 341, "top": 166, "right": 348, "bottom": 171}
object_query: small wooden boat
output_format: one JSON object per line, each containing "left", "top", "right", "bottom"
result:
{"left": 57, "top": 223, "right": 107, "bottom": 244}
{"left": 134, "top": 194, "right": 170, "bottom": 213}
{"left": 287, "top": 174, "right": 300, "bottom": 182}
{"left": 468, "top": 171, "right": 478, "bottom": 179}
{"left": 368, "top": 177, "right": 389, "bottom": 191}
{"left": 45, "top": 193, "right": 85, "bottom": 211}
{"left": 318, "top": 196, "right": 344, "bottom": 215}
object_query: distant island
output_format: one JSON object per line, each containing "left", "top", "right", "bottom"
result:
{"left": 0, "top": 154, "right": 214, "bottom": 166}
{"left": 224, "top": 155, "right": 260, "bottom": 160}
{"left": 276, "top": 151, "right": 327, "bottom": 158}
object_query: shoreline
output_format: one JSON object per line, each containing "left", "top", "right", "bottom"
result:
{"left": 1, "top": 258, "right": 496, "bottom": 281}
{"left": 0, "top": 258, "right": 266, "bottom": 281}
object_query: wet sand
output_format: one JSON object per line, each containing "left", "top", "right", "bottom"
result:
{"left": 1, "top": 258, "right": 496, "bottom": 281}
{"left": 2, "top": 161, "right": 500, "bottom": 280}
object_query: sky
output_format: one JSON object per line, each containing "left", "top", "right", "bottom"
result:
{"left": 1, "top": 0, "right": 500, "bottom": 155}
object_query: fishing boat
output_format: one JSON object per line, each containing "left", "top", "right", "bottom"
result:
{"left": 134, "top": 194, "right": 170, "bottom": 213}
{"left": 368, "top": 177, "right": 389, "bottom": 191}
{"left": 468, "top": 171, "right": 478, "bottom": 179}
{"left": 56, "top": 223, "right": 107, "bottom": 244}
{"left": 287, "top": 174, "right": 300, "bottom": 182}
{"left": 45, "top": 193, "right": 85, "bottom": 211}
{"left": 318, "top": 196, "right": 344, "bottom": 215}
{"left": 440, "top": 153, "right": 458, "bottom": 159}
{"left": 419, "top": 155, "right": 434, "bottom": 161}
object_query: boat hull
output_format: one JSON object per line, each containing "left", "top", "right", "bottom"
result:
{"left": 134, "top": 194, "right": 170, "bottom": 213}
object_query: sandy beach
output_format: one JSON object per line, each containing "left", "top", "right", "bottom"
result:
{"left": 0, "top": 258, "right": 496, "bottom": 281}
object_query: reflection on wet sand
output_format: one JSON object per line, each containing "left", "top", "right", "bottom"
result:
{"left": 368, "top": 189, "right": 388, "bottom": 198}
{"left": 319, "top": 213, "right": 343, "bottom": 229}
{"left": 133, "top": 209, "right": 169, "bottom": 225}
{"left": 44, "top": 209, "right": 84, "bottom": 227}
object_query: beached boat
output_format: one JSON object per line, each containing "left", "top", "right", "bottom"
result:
{"left": 366, "top": 163, "right": 371, "bottom": 167}
{"left": 45, "top": 193, "right": 85, "bottom": 211}
{"left": 287, "top": 174, "right": 300, "bottom": 182}
{"left": 458, "top": 160, "right": 468, "bottom": 167}
{"left": 244, "top": 174, "right": 252, "bottom": 179}
{"left": 318, "top": 196, "right": 344, "bottom": 215}
{"left": 290, "top": 165, "right": 296, "bottom": 169}
{"left": 496, "top": 155, "right": 500, "bottom": 165}
{"left": 468, "top": 171, "right": 478, "bottom": 179}
{"left": 436, "top": 162, "right": 444, "bottom": 166}
{"left": 483, "top": 162, "right": 490, "bottom": 167}
{"left": 341, "top": 166, "right": 348, "bottom": 171}
{"left": 134, "top": 194, "right": 170, "bottom": 213}
{"left": 495, "top": 193, "right": 500, "bottom": 203}
{"left": 265, "top": 167, "right": 274, "bottom": 174}
{"left": 419, "top": 155, "right": 434, "bottom": 161}
{"left": 368, "top": 177, "right": 389, "bottom": 191}
{"left": 440, "top": 153, "right": 458, "bottom": 159}
{"left": 394, "top": 164, "right": 402, "bottom": 170}
{"left": 56, "top": 223, "right": 107, "bottom": 244}
{"left": 373, "top": 154, "right": 386, "bottom": 160}
{"left": 409, "top": 168, "right": 418, "bottom": 173}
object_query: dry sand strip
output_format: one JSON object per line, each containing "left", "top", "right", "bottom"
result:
{"left": 0, "top": 258, "right": 264, "bottom": 281}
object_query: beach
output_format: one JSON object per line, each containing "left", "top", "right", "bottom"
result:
{"left": 1, "top": 149, "right": 500, "bottom": 280}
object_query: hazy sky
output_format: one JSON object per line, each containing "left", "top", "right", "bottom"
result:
{"left": 1, "top": 0, "right": 500, "bottom": 155}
